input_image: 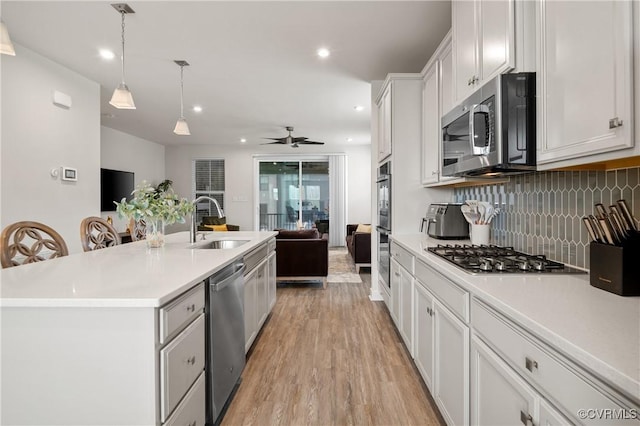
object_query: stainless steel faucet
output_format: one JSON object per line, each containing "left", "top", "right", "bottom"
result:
{"left": 190, "top": 195, "right": 225, "bottom": 243}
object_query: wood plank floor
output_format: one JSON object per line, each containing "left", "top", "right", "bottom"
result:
{"left": 222, "top": 272, "right": 445, "bottom": 426}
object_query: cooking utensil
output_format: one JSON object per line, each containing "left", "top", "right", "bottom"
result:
{"left": 609, "top": 210, "right": 628, "bottom": 241}
{"left": 486, "top": 208, "right": 501, "bottom": 224}
{"left": 609, "top": 205, "right": 629, "bottom": 232}
{"left": 616, "top": 199, "right": 638, "bottom": 232}
{"left": 460, "top": 204, "right": 480, "bottom": 224}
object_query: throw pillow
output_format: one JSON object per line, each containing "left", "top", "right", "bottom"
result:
{"left": 202, "top": 216, "right": 226, "bottom": 226}
{"left": 205, "top": 224, "right": 228, "bottom": 231}
{"left": 356, "top": 224, "right": 372, "bottom": 233}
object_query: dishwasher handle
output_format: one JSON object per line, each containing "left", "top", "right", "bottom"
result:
{"left": 212, "top": 262, "right": 246, "bottom": 292}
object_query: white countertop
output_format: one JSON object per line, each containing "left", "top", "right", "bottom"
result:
{"left": 390, "top": 234, "right": 640, "bottom": 404}
{"left": 0, "top": 231, "right": 277, "bottom": 308}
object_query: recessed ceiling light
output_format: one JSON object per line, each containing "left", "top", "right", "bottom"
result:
{"left": 240, "top": 138, "right": 247, "bottom": 143}
{"left": 99, "top": 49, "right": 115, "bottom": 60}
{"left": 354, "top": 105, "right": 364, "bottom": 112}
{"left": 192, "top": 105, "right": 203, "bottom": 113}
{"left": 317, "top": 47, "right": 330, "bottom": 58}
{"left": 346, "top": 137, "right": 353, "bottom": 142}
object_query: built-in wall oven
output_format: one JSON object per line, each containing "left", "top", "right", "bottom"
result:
{"left": 376, "top": 161, "right": 391, "bottom": 288}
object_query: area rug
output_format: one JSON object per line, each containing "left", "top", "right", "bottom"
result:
{"left": 327, "top": 247, "right": 362, "bottom": 283}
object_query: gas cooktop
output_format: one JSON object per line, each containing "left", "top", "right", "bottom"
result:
{"left": 427, "top": 244, "right": 586, "bottom": 274}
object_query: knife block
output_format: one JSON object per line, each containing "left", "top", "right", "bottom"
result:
{"left": 589, "top": 239, "right": 640, "bottom": 296}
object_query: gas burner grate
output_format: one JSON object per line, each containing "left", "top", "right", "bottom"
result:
{"left": 426, "top": 244, "right": 586, "bottom": 274}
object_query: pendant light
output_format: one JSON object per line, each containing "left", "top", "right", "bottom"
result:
{"left": 0, "top": 20, "right": 16, "bottom": 56}
{"left": 109, "top": 3, "right": 136, "bottom": 109}
{"left": 173, "top": 60, "right": 191, "bottom": 136}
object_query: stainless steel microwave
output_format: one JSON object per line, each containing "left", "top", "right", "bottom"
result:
{"left": 441, "top": 72, "right": 536, "bottom": 177}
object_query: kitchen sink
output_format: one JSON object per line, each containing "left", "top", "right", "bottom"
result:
{"left": 190, "top": 239, "right": 250, "bottom": 250}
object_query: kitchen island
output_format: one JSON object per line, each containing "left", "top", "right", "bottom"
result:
{"left": 0, "top": 231, "right": 277, "bottom": 426}
{"left": 389, "top": 234, "right": 640, "bottom": 425}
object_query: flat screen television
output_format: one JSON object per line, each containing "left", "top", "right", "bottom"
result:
{"left": 101, "top": 168, "right": 134, "bottom": 211}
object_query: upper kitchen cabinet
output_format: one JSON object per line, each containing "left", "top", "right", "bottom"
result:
{"left": 377, "top": 83, "right": 393, "bottom": 162}
{"left": 452, "top": 0, "right": 534, "bottom": 104}
{"left": 536, "top": 0, "right": 636, "bottom": 169}
{"left": 422, "top": 32, "right": 463, "bottom": 186}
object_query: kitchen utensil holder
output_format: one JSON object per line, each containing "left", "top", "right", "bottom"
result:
{"left": 589, "top": 237, "right": 640, "bottom": 296}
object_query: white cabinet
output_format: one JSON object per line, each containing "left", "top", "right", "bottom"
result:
{"left": 471, "top": 335, "right": 554, "bottom": 426}
{"left": 267, "top": 250, "right": 276, "bottom": 311}
{"left": 536, "top": 0, "right": 635, "bottom": 168}
{"left": 244, "top": 241, "right": 276, "bottom": 353}
{"left": 244, "top": 264, "right": 258, "bottom": 353}
{"left": 413, "top": 281, "right": 435, "bottom": 391}
{"left": 453, "top": 0, "right": 515, "bottom": 103}
{"left": 390, "top": 257, "right": 401, "bottom": 326}
{"left": 434, "top": 298, "right": 470, "bottom": 426}
{"left": 422, "top": 32, "right": 488, "bottom": 187}
{"left": 398, "top": 262, "right": 414, "bottom": 354}
{"left": 377, "top": 83, "right": 392, "bottom": 162}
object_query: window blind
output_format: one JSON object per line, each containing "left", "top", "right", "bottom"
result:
{"left": 192, "top": 159, "right": 225, "bottom": 222}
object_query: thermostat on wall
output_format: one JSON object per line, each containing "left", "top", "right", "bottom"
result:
{"left": 61, "top": 167, "right": 78, "bottom": 182}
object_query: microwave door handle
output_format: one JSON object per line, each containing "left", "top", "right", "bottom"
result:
{"left": 470, "top": 104, "right": 491, "bottom": 156}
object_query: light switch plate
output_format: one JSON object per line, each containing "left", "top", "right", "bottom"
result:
{"left": 61, "top": 167, "right": 77, "bottom": 181}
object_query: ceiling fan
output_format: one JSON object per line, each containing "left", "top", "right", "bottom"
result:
{"left": 262, "top": 126, "right": 324, "bottom": 148}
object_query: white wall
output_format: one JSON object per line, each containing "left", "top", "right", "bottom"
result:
{"left": 164, "top": 144, "right": 371, "bottom": 233}
{"left": 1, "top": 44, "right": 100, "bottom": 254}
{"left": 100, "top": 126, "right": 165, "bottom": 232}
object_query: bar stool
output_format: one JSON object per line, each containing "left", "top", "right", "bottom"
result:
{"left": 80, "top": 216, "right": 121, "bottom": 252}
{"left": 1, "top": 221, "right": 69, "bottom": 268}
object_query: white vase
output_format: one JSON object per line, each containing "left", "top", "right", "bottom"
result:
{"left": 145, "top": 219, "right": 165, "bottom": 248}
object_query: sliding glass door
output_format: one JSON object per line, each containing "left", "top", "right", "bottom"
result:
{"left": 258, "top": 160, "right": 329, "bottom": 231}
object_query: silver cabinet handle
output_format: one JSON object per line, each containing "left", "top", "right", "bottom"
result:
{"left": 525, "top": 357, "right": 538, "bottom": 372}
{"left": 186, "top": 356, "right": 196, "bottom": 365}
{"left": 609, "top": 117, "right": 624, "bottom": 128}
{"left": 520, "top": 411, "right": 534, "bottom": 426}
{"left": 394, "top": 272, "right": 401, "bottom": 277}
{"left": 186, "top": 303, "right": 196, "bottom": 312}
{"left": 432, "top": 170, "right": 438, "bottom": 176}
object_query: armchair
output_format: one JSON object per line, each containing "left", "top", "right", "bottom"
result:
{"left": 345, "top": 224, "right": 371, "bottom": 272}
{"left": 197, "top": 216, "right": 240, "bottom": 231}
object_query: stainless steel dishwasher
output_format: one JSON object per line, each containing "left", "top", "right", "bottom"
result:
{"left": 206, "top": 259, "right": 245, "bottom": 425}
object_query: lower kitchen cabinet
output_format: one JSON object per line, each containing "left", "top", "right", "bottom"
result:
{"left": 413, "top": 281, "right": 435, "bottom": 391}
{"left": 399, "top": 262, "right": 414, "bottom": 353}
{"left": 434, "top": 298, "right": 469, "bottom": 426}
{"left": 390, "top": 258, "right": 401, "bottom": 325}
{"left": 268, "top": 250, "right": 276, "bottom": 311}
{"left": 244, "top": 240, "right": 276, "bottom": 353}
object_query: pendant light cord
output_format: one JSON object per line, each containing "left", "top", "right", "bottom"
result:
{"left": 180, "top": 65, "right": 185, "bottom": 119}
{"left": 120, "top": 11, "right": 126, "bottom": 85}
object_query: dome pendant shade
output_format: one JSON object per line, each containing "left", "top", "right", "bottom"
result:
{"left": 109, "top": 83, "right": 136, "bottom": 109}
{"left": 174, "top": 118, "right": 190, "bottom": 136}
{"left": 0, "top": 21, "right": 16, "bottom": 56}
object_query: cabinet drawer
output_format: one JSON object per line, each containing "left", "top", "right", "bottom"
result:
{"left": 415, "top": 259, "right": 469, "bottom": 322}
{"left": 159, "top": 283, "right": 205, "bottom": 344}
{"left": 390, "top": 241, "right": 414, "bottom": 274}
{"left": 160, "top": 314, "right": 206, "bottom": 422}
{"left": 164, "top": 372, "right": 206, "bottom": 426}
{"left": 268, "top": 237, "right": 276, "bottom": 253}
{"left": 472, "top": 299, "right": 637, "bottom": 424}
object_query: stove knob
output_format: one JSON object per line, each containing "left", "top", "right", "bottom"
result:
{"left": 532, "top": 261, "right": 545, "bottom": 271}
{"left": 480, "top": 259, "right": 493, "bottom": 271}
{"left": 495, "top": 260, "right": 507, "bottom": 271}
{"left": 519, "top": 260, "right": 531, "bottom": 271}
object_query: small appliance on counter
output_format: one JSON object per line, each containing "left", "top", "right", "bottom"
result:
{"left": 422, "top": 203, "right": 469, "bottom": 240}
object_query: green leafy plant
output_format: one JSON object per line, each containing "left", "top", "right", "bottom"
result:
{"left": 115, "top": 179, "right": 194, "bottom": 225}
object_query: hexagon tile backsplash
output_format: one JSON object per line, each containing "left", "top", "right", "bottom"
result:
{"left": 453, "top": 167, "right": 640, "bottom": 270}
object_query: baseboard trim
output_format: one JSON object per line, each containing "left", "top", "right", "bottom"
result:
{"left": 369, "top": 289, "right": 383, "bottom": 301}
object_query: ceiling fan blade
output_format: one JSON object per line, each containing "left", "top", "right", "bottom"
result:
{"left": 292, "top": 137, "right": 308, "bottom": 142}
{"left": 263, "top": 137, "right": 286, "bottom": 141}
{"left": 297, "top": 141, "right": 324, "bottom": 145}
{"left": 261, "top": 140, "right": 287, "bottom": 145}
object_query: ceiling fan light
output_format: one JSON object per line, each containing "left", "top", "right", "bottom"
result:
{"left": 174, "top": 118, "right": 191, "bottom": 135}
{"left": 109, "top": 83, "right": 136, "bottom": 109}
{"left": 0, "top": 21, "right": 16, "bottom": 56}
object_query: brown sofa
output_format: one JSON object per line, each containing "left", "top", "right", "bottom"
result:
{"left": 346, "top": 224, "right": 371, "bottom": 272}
{"left": 275, "top": 228, "right": 328, "bottom": 288}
